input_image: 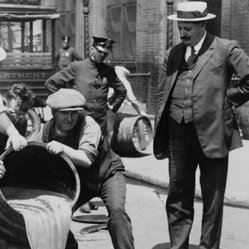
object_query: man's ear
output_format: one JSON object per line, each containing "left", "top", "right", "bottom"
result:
{"left": 90, "top": 46, "right": 95, "bottom": 55}
{"left": 201, "top": 20, "right": 206, "bottom": 28}
{"left": 51, "top": 109, "right": 56, "bottom": 117}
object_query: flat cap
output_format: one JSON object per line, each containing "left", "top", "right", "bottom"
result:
{"left": 46, "top": 89, "right": 85, "bottom": 111}
{"left": 93, "top": 36, "right": 116, "bottom": 53}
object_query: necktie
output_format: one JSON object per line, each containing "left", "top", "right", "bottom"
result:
{"left": 187, "top": 47, "right": 197, "bottom": 67}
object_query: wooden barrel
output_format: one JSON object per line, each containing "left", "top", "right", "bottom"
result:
{"left": 237, "top": 101, "right": 249, "bottom": 139}
{"left": 0, "top": 142, "right": 80, "bottom": 248}
{"left": 111, "top": 113, "right": 153, "bottom": 156}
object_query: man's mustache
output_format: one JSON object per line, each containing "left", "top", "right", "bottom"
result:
{"left": 181, "top": 37, "right": 190, "bottom": 41}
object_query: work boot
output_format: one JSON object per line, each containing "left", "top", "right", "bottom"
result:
{"left": 79, "top": 202, "right": 91, "bottom": 213}
{"left": 89, "top": 201, "right": 98, "bottom": 210}
{"left": 79, "top": 201, "right": 98, "bottom": 213}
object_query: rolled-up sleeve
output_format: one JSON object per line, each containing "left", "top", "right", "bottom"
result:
{"left": 78, "top": 116, "right": 102, "bottom": 163}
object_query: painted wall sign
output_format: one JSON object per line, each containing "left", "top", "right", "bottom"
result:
{"left": 0, "top": 70, "right": 52, "bottom": 81}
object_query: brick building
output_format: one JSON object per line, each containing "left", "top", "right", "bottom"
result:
{"left": 1, "top": 0, "right": 249, "bottom": 114}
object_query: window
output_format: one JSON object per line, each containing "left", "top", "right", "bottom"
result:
{"left": 106, "top": 2, "right": 136, "bottom": 63}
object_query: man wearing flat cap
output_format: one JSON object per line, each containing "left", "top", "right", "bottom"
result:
{"left": 45, "top": 35, "right": 126, "bottom": 138}
{"left": 55, "top": 36, "right": 83, "bottom": 70}
{"left": 35, "top": 89, "right": 134, "bottom": 249}
{"left": 153, "top": 1, "right": 249, "bottom": 249}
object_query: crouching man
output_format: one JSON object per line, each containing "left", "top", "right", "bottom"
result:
{"left": 35, "top": 89, "right": 134, "bottom": 249}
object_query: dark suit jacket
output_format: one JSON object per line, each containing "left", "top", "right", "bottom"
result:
{"left": 153, "top": 33, "right": 249, "bottom": 159}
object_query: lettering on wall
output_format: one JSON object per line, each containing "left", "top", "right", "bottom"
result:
{"left": 0, "top": 71, "right": 50, "bottom": 80}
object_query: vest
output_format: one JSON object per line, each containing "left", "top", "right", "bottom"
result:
{"left": 170, "top": 58, "right": 196, "bottom": 123}
{"left": 42, "top": 116, "right": 124, "bottom": 191}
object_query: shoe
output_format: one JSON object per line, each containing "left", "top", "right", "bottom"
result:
{"left": 89, "top": 201, "right": 98, "bottom": 210}
{"left": 79, "top": 203, "right": 91, "bottom": 213}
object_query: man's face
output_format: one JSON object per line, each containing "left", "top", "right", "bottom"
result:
{"left": 91, "top": 46, "right": 109, "bottom": 63}
{"left": 53, "top": 110, "right": 79, "bottom": 134}
{"left": 62, "top": 41, "right": 69, "bottom": 49}
{"left": 7, "top": 96, "right": 27, "bottom": 115}
{"left": 178, "top": 21, "right": 205, "bottom": 47}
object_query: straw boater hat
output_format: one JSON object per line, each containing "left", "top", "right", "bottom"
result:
{"left": 0, "top": 47, "right": 7, "bottom": 61}
{"left": 168, "top": 1, "right": 216, "bottom": 21}
{"left": 46, "top": 89, "right": 86, "bottom": 112}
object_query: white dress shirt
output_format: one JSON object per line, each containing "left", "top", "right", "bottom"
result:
{"left": 185, "top": 31, "right": 207, "bottom": 61}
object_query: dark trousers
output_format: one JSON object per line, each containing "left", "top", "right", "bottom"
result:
{"left": 66, "top": 172, "right": 134, "bottom": 249}
{"left": 167, "top": 117, "right": 228, "bottom": 249}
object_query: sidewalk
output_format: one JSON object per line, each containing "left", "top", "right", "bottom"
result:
{"left": 120, "top": 104, "right": 249, "bottom": 209}
{"left": 123, "top": 140, "right": 249, "bottom": 209}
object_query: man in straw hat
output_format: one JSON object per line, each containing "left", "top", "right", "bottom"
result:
{"left": 153, "top": 1, "right": 249, "bottom": 248}
{"left": 35, "top": 89, "right": 134, "bottom": 249}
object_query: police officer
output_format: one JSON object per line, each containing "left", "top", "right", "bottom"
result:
{"left": 55, "top": 36, "right": 83, "bottom": 70}
{"left": 46, "top": 36, "right": 126, "bottom": 137}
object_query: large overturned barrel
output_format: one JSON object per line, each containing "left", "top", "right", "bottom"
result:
{"left": 0, "top": 142, "right": 80, "bottom": 248}
{"left": 111, "top": 113, "right": 153, "bottom": 156}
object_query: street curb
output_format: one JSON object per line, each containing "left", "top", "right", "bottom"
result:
{"left": 124, "top": 114, "right": 249, "bottom": 209}
{"left": 125, "top": 170, "right": 249, "bottom": 209}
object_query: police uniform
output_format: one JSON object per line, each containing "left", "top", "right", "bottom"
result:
{"left": 46, "top": 37, "right": 126, "bottom": 137}
{"left": 55, "top": 36, "right": 83, "bottom": 70}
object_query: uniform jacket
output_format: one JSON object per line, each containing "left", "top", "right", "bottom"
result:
{"left": 154, "top": 33, "right": 249, "bottom": 159}
{"left": 45, "top": 58, "right": 127, "bottom": 135}
{"left": 55, "top": 47, "right": 83, "bottom": 69}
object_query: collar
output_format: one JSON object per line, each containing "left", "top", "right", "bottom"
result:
{"left": 89, "top": 57, "right": 103, "bottom": 68}
{"left": 185, "top": 31, "right": 206, "bottom": 60}
{"left": 193, "top": 31, "right": 206, "bottom": 53}
{"left": 51, "top": 120, "right": 70, "bottom": 139}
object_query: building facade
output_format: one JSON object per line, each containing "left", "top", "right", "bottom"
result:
{"left": 1, "top": 0, "right": 249, "bottom": 114}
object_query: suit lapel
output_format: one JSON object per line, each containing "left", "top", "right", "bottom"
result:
{"left": 193, "top": 33, "right": 215, "bottom": 78}
{"left": 170, "top": 43, "right": 185, "bottom": 88}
